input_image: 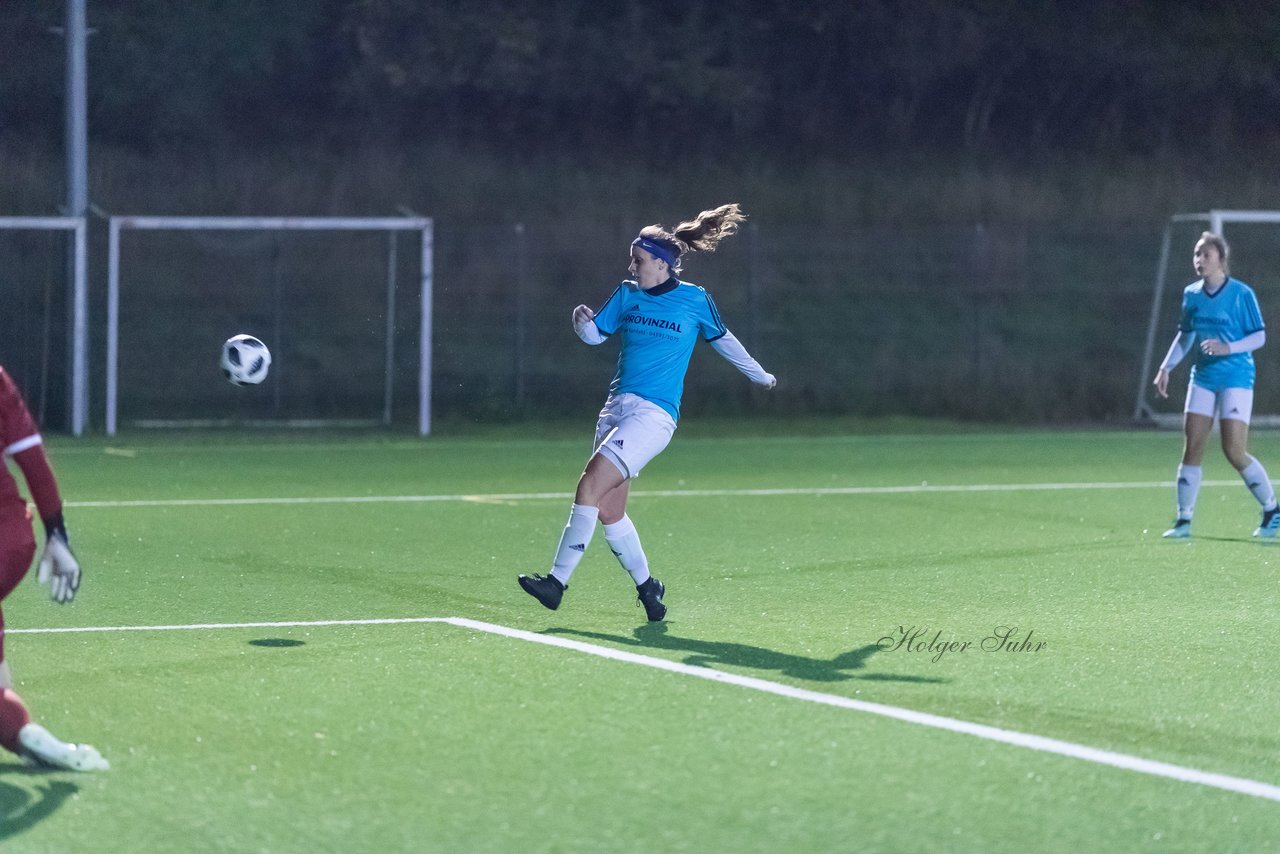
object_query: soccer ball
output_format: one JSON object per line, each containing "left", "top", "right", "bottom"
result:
{"left": 220, "top": 334, "right": 272, "bottom": 386}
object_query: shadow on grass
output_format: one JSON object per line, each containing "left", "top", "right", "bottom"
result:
{"left": 0, "top": 766, "right": 79, "bottom": 841}
{"left": 1183, "top": 534, "right": 1280, "bottom": 544}
{"left": 546, "top": 623, "right": 945, "bottom": 685}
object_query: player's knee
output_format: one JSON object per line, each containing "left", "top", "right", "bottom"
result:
{"left": 573, "top": 477, "right": 608, "bottom": 508}
{"left": 576, "top": 454, "right": 627, "bottom": 503}
{"left": 1226, "top": 449, "right": 1251, "bottom": 470}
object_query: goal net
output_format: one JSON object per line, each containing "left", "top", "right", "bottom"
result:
{"left": 1134, "top": 211, "right": 1280, "bottom": 427}
{"left": 106, "top": 216, "right": 433, "bottom": 435}
{"left": 0, "top": 217, "right": 89, "bottom": 435}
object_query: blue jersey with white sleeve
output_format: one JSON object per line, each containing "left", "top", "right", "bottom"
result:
{"left": 1180, "top": 277, "right": 1265, "bottom": 391}
{"left": 592, "top": 277, "right": 727, "bottom": 420}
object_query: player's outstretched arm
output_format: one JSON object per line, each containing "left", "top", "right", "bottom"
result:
{"left": 13, "top": 445, "right": 81, "bottom": 604}
{"left": 710, "top": 330, "right": 776, "bottom": 389}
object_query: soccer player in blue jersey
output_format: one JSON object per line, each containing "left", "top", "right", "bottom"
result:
{"left": 1152, "top": 231, "right": 1278, "bottom": 538}
{"left": 518, "top": 204, "right": 776, "bottom": 620}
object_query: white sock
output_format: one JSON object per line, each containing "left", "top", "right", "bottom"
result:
{"left": 1176, "top": 464, "right": 1202, "bottom": 519}
{"left": 549, "top": 504, "right": 599, "bottom": 585}
{"left": 603, "top": 515, "right": 650, "bottom": 586}
{"left": 1239, "top": 457, "right": 1277, "bottom": 509}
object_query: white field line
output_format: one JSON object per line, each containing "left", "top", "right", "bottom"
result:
{"left": 62, "top": 479, "right": 1258, "bottom": 509}
{"left": 6, "top": 617, "right": 450, "bottom": 634}
{"left": 39, "top": 431, "right": 1195, "bottom": 455}
{"left": 11, "top": 615, "right": 1280, "bottom": 803}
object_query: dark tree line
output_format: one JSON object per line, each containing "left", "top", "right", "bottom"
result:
{"left": 2, "top": 0, "right": 1279, "bottom": 157}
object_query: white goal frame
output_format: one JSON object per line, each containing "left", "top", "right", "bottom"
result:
{"left": 1134, "top": 210, "right": 1280, "bottom": 427}
{"left": 106, "top": 215, "right": 433, "bottom": 436}
{"left": 0, "top": 216, "right": 89, "bottom": 436}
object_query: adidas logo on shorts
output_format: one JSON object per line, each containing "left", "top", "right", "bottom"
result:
{"left": 613, "top": 439, "right": 624, "bottom": 448}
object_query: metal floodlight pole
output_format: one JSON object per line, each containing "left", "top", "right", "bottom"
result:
{"left": 65, "top": 0, "right": 89, "bottom": 436}
{"left": 65, "top": 0, "right": 87, "bottom": 217}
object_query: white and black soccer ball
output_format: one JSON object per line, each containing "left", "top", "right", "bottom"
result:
{"left": 220, "top": 334, "right": 272, "bottom": 386}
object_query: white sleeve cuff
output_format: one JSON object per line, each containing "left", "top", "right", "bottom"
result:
{"left": 4, "top": 434, "right": 42, "bottom": 457}
{"left": 709, "top": 330, "right": 774, "bottom": 386}
{"left": 575, "top": 319, "right": 606, "bottom": 345}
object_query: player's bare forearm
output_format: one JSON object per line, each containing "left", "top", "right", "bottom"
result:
{"left": 1153, "top": 368, "right": 1170, "bottom": 399}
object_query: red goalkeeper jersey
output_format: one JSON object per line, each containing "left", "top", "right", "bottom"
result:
{"left": 0, "top": 367, "right": 59, "bottom": 521}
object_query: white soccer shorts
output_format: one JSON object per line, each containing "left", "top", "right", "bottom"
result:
{"left": 592, "top": 393, "right": 677, "bottom": 479}
{"left": 1185, "top": 383, "right": 1254, "bottom": 424}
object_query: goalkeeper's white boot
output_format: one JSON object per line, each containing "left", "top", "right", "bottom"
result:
{"left": 1162, "top": 518, "right": 1191, "bottom": 539}
{"left": 18, "top": 723, "right": 109, "bottom": 771}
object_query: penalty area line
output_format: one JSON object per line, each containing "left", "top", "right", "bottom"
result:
{"left": 7, "top": 616, "right": 453, "bottom": 635}
{"left": 441, "top": 617, "right": 1280, "bottom": 804}
{"left": 12, "top": 614, "right": 1279, "bottom": 803}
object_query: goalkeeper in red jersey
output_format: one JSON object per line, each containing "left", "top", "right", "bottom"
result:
{"left": 0, "top": 366, "right": 107, "bottom": 771}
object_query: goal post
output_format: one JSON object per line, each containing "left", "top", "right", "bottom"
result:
{"left": 1134, "top": 210, "right": 1280, "bottom": 427}
{"left": 106, "top": 216, "right": 433, "bottom": 436}
{"left": 0, "top": 216, "right": 89, "bottom": 436}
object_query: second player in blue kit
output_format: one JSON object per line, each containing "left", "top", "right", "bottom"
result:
{"left": 1152, "top": 231, "right": 1279, "bottom": 538}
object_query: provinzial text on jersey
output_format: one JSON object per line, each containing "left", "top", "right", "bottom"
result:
{"left": 623, "top": 313, "right": 683, "bottom": 333}
{"left": 1186, "top": 314, "right": 1230, "bottom": 329}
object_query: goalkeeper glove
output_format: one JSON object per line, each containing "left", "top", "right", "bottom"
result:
{"left": 37, "top": 514, "right": 81, "bottom": 604}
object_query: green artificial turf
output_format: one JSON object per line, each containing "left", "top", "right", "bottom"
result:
{"left": 2, "top": 427, "right": 1278, "bottom": 851}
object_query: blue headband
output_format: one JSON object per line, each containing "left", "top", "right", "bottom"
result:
{"left": 632, "top": 237, "right": 677, "bottom": 268}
